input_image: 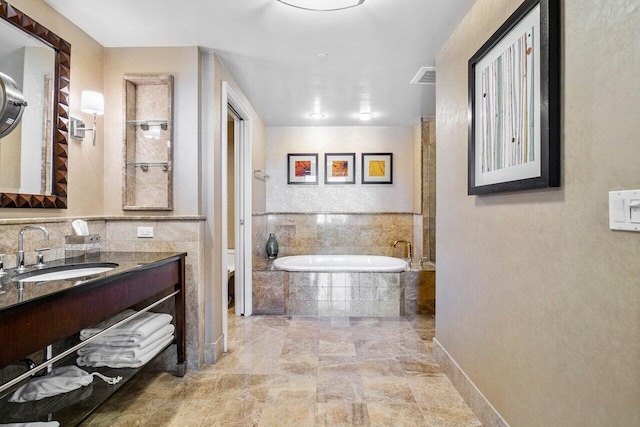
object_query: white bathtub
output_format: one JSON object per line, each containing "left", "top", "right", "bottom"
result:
{"left": 272, "top": 255, "right": 407, "bottom": 272}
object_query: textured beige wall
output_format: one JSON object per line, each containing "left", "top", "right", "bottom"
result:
{"left": 266, "top": 126, "right": 415, "bottom": 213}
{"left": 2, "top": 0, "right": 104, "bottom": 218}
{"left": 436, "top": 0, "right": 640, "bottom": 426}
{"left": 201, "top": 51, "right": 267, "bottom": 351}
{"left": 103, "top": 47, "right": 200, "bottom": 216}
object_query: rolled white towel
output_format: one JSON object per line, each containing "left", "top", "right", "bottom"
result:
{"left": 80, "top": 310, "right": 172, "bottom": 342}
{"left": 76, "top": 334, "right": 174, "bottom": 369}
{"left": 78, "top": 324, "right": 175, "bottom": 350}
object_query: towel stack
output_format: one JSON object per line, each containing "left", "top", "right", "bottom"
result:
{"left": 77, "top": 309, "right": 174, "bottom": 368}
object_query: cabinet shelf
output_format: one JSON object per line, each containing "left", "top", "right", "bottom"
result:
{"left": 0, "top": 339, "right": 174, "bottom": 425}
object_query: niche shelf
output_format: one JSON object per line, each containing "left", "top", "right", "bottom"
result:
{"left": 122, "top": 74, "right": 173, "bottom": 211}
{"left": 126, "top": 161, "right": 169, "bottom": 172}
{"left": 126, "top": 120, "right": 168, "bottom": 130}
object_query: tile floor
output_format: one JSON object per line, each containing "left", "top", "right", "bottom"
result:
{"left": 84, "top": 314, "right": 480, "bottom": 426}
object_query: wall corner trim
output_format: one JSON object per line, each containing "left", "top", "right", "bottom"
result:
{"left": 433, "top": 337, "right": 510, "bottom": 427}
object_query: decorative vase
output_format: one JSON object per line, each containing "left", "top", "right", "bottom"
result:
{"left": 266, "top": 234, "right": 279, "bottom": 259}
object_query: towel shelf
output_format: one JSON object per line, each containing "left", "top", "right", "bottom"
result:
{"left": 253, "top": 169, "right": 270, "bottom": 181}
{"left": 126, "top": 119, "right": 168, "bottom": 130}
{"left": 0, "top": 290, "right": 178, "bottom": 394}
{"left": 126, "top": 162, "right": 169, "bottom": 172}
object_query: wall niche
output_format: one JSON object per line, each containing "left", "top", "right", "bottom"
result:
{"left": 122, "top": 74, "right": 173, "bottom": 210}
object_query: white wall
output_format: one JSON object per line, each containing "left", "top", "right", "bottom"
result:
{"left": 266, "top": 126, "right": 415, "bottom": 213}
{"left": 436, "top": 0, "right": 640, "bottom": 425}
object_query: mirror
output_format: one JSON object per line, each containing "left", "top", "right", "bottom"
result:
{"left": 0, "top": 1, "right": 70, "bottom": 208}
{"left": 122, "top": 74, "right": 173, "bottom": 211}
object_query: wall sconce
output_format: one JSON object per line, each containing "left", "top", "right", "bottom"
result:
{"left": 70, "top": 90, "right": 104, "bottom": 146}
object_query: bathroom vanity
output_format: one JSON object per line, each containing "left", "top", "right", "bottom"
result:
{"left": 0, "top": 251, "right": 186, "bottom": 424}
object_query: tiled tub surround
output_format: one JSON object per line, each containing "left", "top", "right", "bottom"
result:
{"left": 253, "top": 212, "right": 424, "bottom": 259}
{"left": 253, "top": 261, "right": 435, "bottom": 317}
{"left": 0, "top": 216, "right": 206, "bottom": 372}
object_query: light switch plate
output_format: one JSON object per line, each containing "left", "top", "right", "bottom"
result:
{"left": 137, "top": 226, "right": 154, "bottom": 238}
{"left": 609, "top": 190, "right": 640, "bottom": 231}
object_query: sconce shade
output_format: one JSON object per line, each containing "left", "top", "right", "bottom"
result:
{"left": 81, "top": 90, "right": 104, "bottom": 115}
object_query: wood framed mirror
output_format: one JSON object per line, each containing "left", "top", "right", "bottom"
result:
{"left": 0, "top": 0, "right": 70, "bottom": 208}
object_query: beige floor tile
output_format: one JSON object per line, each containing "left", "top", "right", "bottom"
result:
{"left": 358, "top": 358, "right": 405, "bottom": 378}
{"left": 84, "top": 313, "right": 480, "bottom": 426}
{"left": 316, "top": 372, "right": 366, "bottom": 403}
{"left": 397, "top": 357, "right": 443, "bottom": 377}
{"left": 367, "top": 402, "right": 426, "bottom": 426}
{"left": 258, "top": 403, "right": 315, "bottom": 426}
{"left": 362, "top": 376, "right": 418, "bottom": 405}
{"left": 318, "top": 339, "right": 357, "bottom": 356}
{"left": 315, "top": 402, "right": 370, "bottom": 426}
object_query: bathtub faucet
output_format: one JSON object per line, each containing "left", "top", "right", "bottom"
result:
{"left": 393, "top": 240, "right": 412, "bottom": 261}
{"left": 17, "top": 225, "right": 49, "bottom": 272}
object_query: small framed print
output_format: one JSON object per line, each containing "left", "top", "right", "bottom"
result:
{"left": 325, "top": 153, "right": 355, "bottom": 184}
{"left": 362, "top": 153, "right": 393, "bottom": 184}
{"left": 287, "top": 153, "right": 318, "bottom": 185}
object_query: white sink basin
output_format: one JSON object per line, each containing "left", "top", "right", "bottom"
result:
{"left": 12, "top": 263, "right": 119, "bottom": 283}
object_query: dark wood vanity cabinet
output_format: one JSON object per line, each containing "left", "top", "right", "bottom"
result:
{"left": 0, "top": 252, "right": 187, "bottom": 424}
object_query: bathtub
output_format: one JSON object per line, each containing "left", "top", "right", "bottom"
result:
{"left": 272, "top": 255, "right": 407, "bottom": 272}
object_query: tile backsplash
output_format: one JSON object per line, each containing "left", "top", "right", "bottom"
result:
{"left": 253, "top": 212, "right": 423, "bottom": 259}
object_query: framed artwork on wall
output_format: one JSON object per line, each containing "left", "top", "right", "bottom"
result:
{"left": 361, "top": 153, "right": 393, "bottom": 184}
{"left": 287, "top": 153, "right": 318, "bottom": 185}
{"left": 468, "top": 0, "right": 560, "bottom": 195}
{"left": 325, "top": 153, "right": 355, "bottom": 184}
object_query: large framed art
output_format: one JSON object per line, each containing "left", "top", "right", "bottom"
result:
{"left": 468, "top": 0, "right": 560, "bottom": 195}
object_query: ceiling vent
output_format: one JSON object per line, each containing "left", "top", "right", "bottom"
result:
{"left": 410, "top": 67, "right": 436, "bottom": 85}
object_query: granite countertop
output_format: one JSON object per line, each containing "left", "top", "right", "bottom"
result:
{"left": 0, "top": 252, "right": 186, "bottom": 313}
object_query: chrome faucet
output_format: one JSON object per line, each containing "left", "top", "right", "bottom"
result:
{"left": 393, "top": 240, "right": 412, "bottom": 260}
{"left": 17, "top": 225, "right": 49, "bottom": 272}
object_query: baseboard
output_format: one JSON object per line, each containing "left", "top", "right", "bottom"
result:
{"left": 204, "top": 333, "right": 225, "bottom": 364}
{"left": 433, "top": 338, "right": 510, "bottom": 427}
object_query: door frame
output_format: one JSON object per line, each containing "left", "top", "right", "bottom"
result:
{"left": 221, "top": 81, "right": 252, "bottom": 352}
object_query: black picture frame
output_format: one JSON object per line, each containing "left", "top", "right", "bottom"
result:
{"left": 325, "top": 153, "right": 356, "bottom": 184}
{"left": 361, "top": 153, "right": 393, "bottom": 184}
{"left": 468, "top": 0, "right": 560, "bottom": 195}
{"left": 287, "top": 153, "right": 318, "bottom": 185}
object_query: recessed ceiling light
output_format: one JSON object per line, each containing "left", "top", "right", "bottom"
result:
{"left": 309, "top": 113, "right": 325, "bottom": 119}
{"left": 277, "top": 0, "right": 365, "bottom": 12}
{"left": 359, "top": 112, "right": 373, "bottom": 121}
{"left": 316, "top": 53, "right": 329, "bottom": 62}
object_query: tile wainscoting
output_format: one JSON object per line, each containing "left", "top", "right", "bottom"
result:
{"left": 252, "top": 212, "right": 425, "bottom": 259}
